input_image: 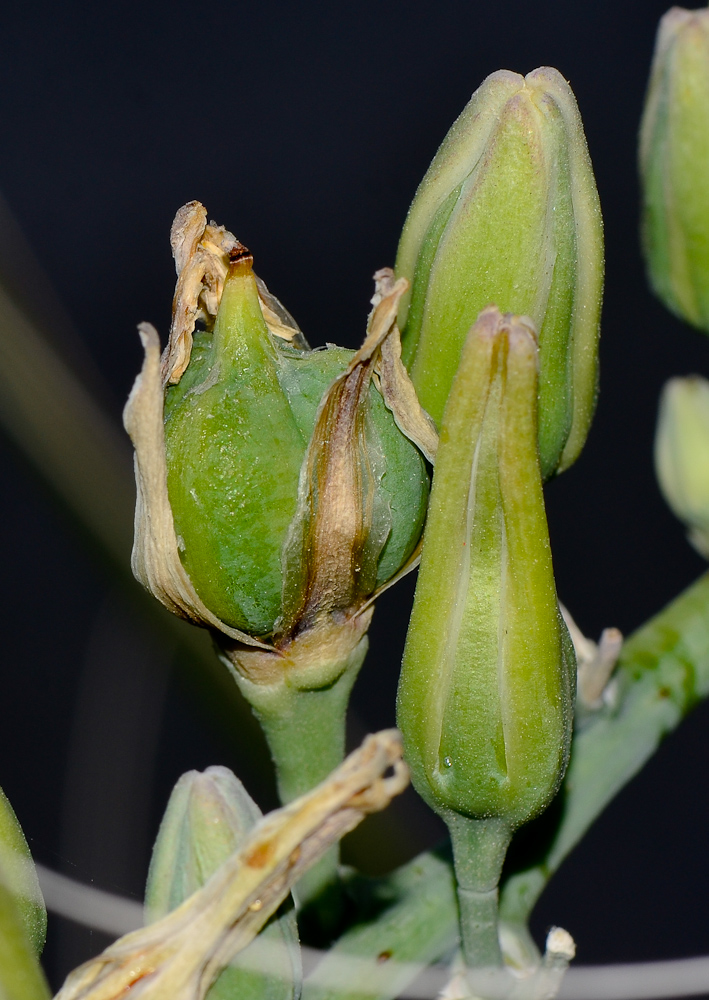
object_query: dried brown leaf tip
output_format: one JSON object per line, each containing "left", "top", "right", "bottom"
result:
{"left": 53, "top": 730, "right": 409, "bottom": 1000}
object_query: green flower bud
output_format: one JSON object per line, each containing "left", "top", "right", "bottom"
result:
{"left": 146, "top": 765, "right": 301, "bottom": 1000}
{"left": 655, "top": 375, "right": 709, "bottom": 556}
{"left": 125, "top": 204, "right": 430, "bottom": 648}
{"left": 397, "top": 307, "right": 575, "bottom": 828}
{"left": 0, "top": 786, "right": 46, "bottom": 955}
{"left": 640, "top": 7, "right": 709, "bottom": 331}
{"left": 395, "top": 68, "right": 604, "bottom": 480}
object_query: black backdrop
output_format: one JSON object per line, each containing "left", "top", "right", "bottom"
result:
{"left": 1, "top": 0, "right": 709, "bottom": 989}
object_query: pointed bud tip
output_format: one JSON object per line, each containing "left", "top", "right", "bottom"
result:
{"left": 228, "top": 241, "right": 254, "bottom": 274}
{"left": 473, "top": 305, "right": 538, "bottom": 350}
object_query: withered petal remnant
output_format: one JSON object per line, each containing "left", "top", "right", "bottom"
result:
{"left": 53, "top": 730, "right": 409, "bottom": 1000}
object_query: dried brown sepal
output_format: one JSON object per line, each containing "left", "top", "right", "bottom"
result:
{"left": 278, "top": 272, "right": 426, "bottom": 639}
{"left": 560, "top": 604, "right": 622, "bottom": 708}
{"left": 255, "top": 275, "right": 310, "bottom": 350}
{"left": 373, "top": 271, "right": 438, "bottom": 465}
{"left": 123, "top": 322, "right": 271, "bottom": 648}
{"left": 53, "top": 730, "right": 409, "bottom": 1000}
{"left": 163, "top": 202, "right": 240, "bottom": 385}
{"left": 163, "top": 202, "right": 307, "bottom": 386}
{"left": 223, "top": 608, "right": 373, "bottom": 688}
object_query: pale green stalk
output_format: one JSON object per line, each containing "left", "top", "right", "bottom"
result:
{"left": 231, "top": 640, "right": 367, "bottom": 912}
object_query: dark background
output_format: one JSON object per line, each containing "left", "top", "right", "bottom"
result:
{"left": 1, "top": 0, "right": 709, "bottom": 989}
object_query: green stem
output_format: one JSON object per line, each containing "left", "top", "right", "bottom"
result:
{"left": 254, "top": 671, "right": 361, "bottom": 804}
{"left": 0, "top": 883, "right": 50, "bottom": 1000}
{"left": 232, "top": 637, "right": 367, "bottom": 911}
{"left": 303, "top": 846, "right": 458, "bottom": 1000}
{"left": 446, "top": 814, "right": 512, "bottom": 969}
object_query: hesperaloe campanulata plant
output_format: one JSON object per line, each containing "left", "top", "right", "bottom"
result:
{"left": 6, "top": 7, "right": 709, "bottom": 999}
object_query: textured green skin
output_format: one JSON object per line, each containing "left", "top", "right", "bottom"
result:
{"left": 396, "top": 70, "right": 603, "bottom": 480}
{"left": 397, "top": 324, "right": 574, "bottom": 828}
{"left": 0, "top": 790, "right": 49, "bottom": 1000}
{"left": 302, "top": 848, "right": 458, "bottom": 1000}
{"left": 164, "top": 271, "right": 305, "bottom": 634}
{"left": 0, "top": 786, "right": 46, "bottom": 955}
{"left": 163, "top": 270, "right": 429, "bottom": 636}
{"left": 0, "top": 884, "right": 49, "bottom": 1000}
{"left": 640, "top": 9, "right": 709, "bottom": 332}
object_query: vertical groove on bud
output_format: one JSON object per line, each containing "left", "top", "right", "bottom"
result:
{"left": 397, "top": 307, "right": 574, "bottom": 828}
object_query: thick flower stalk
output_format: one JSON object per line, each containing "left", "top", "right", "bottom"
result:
{"left": 124, "top": 203, "right": 434, "bottom": 906}
{"left": 640, "top": 6, "right": 709, "bottom": 332}
{"left": 397, "top": 307, "right": 575, "bottom": 970}
{"left": 395, "top": 67, "right": 603, "bottom": 480}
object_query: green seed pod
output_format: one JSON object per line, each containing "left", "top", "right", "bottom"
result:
{"left": 162, "top": 253, "right": 308, "bottom": 636}
{"left": 655, "top": 375, "right": 709, "bottom": 557}
{"left": 397, "top": 307, "right": 575, "bottom": 828}
{"left": 163, "top": 257, "right": 429, "bottom": 637}
{"left": 640, "top": 7, "right": 709, "bottom": 332}
{"left": 0, "top": 786, "right": 46, "bottom": 955}
{"left": 165, "top": 263, "right": 428, "bottom": 635}
{"left": 396, "top": 67, "right": 604, "bottom": 480}
{"left": 125, "top": 205, "right": 430, "bottom": 647}
{"left": 146, "top": 766, "right": 302, "bottom": 1000}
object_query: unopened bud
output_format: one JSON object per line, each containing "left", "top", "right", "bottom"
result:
{"left": 396, "top": 68, "right": 603, "bottom": 480}
{"left": 640, "top": 7, "right": 709, "bottom": 331}
{"left": 655, "top": 376, "right": 709, "bottom": 556}
{"left": 146, "top": 766, "right": 301, "bottom": 1000}
{"left": 397, "top": 307, "right": 575, "bottom": 827}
